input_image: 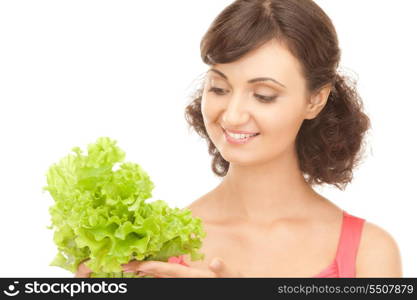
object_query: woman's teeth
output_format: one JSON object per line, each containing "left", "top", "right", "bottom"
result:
{"left": 226, "top": 131, "right": 258, "bottom": 139}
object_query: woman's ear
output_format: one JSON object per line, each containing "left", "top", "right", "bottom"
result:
{"left": 304, "top": 84, "right": 332, "bottom": 120}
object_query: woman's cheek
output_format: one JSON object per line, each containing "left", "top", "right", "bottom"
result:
{"left": 202, "top": 98, "right": 221, "bottom": 133}
{"left": 201, "top": 95, "right": 211, "bottom": 123}
{"left": 202, "top": 94, "right": 218, "bottom": 116}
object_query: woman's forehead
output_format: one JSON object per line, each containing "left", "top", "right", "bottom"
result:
{"left": 210, "top": 40, "right": 303, "bottom": 83}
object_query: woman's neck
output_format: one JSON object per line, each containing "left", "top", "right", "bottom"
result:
{"left": 213, "top": 147, "right": 322, "bottom": 225}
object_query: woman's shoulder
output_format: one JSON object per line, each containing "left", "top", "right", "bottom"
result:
{"left": 355, "top": 220, "right": 402, "bottom": 277}
{"left": 185, "top": 195, "right": 206, "bottom": 213}
{"left": 184, "top": 191, "right": 217, "bottom": 223}
{"left": 185, "top": 197, "right": 205, "bottom": 219}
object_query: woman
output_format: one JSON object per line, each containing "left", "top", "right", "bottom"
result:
{"left": 77, "top": 0, "right": 402, "bottom": 278}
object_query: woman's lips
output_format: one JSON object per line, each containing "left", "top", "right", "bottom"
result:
{"left": 222, "top": 127, "right": 259, "bottom": 135}
{"left": 222, "top": 128, "right": 260, "bottom": 145}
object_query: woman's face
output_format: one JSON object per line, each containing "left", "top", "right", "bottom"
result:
{"left": 201, "top": 39, "right": 328, "bottom": 166}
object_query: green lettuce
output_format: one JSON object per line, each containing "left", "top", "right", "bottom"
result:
{"left": 44, "top": 137, "right": 206, "bottom": 277}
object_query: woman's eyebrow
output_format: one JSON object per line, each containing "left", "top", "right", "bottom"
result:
{"left": 207, "top": 68, "right": 287, "bottom": 89}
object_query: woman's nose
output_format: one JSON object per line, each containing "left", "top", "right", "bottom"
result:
{"left": 221, "top": 95, "right": 250, "bottom": 126}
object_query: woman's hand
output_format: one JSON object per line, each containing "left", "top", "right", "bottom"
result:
{"left": 122, "top": 257, "right": 243, "bottom": 278}
{"left": 74, "top": 260, "right": 92, "bottom": 278}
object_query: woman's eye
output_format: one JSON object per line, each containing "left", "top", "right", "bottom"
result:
{"left": 208, "top": 87, "right": 277, "bottom": 103}
{"left": 254, "top": 93, "right": 277, "bottom": 103}
{"left": 208, "top": 87, "right": 227, "bottom": 95}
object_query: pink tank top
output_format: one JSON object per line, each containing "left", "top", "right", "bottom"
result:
{"left": 168, "top": 210, "right": 365, "bottom": 278}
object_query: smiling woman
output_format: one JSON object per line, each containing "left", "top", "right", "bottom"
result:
{"left": 186, "top": 1, "right": 370, "bottom": 185}
{"left": 72, "top": 0, "right": 403, "bottom": 278}
{"left": 178, "top": 0, "right": 402, "bottom": 278}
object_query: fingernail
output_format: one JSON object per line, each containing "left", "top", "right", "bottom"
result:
{"left": 210, "top": 258, "right": 221, "bottom": 270}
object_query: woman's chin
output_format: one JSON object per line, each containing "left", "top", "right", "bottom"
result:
{"left": 220, "top": 152, "right": 259, "bottom": 167}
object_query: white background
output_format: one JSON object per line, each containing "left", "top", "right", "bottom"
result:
{"left": 0, "top": 0, "right": 416, "bottom": 277}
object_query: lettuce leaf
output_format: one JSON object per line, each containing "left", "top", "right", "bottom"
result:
{"left": 44, "top": 137, "right": 206, "bottom": 277}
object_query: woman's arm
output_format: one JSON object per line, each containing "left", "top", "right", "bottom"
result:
{"left": 356, "top": 222, "right": 403, "bottom": 277}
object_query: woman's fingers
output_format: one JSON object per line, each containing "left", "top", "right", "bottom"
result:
{"left": 135, "top": 271, "right": 149, "bottom": 277}
{"left": 122, "top": 260, "right": 214, "bottom": 278}
{"left": 74, "top": 258, "right": 240, "bottom": 278}
{"left": 208, "top": 257, "right": 243, "bottom": 278}
{"left": 122, "top": 260, "right": 143, "bottom": 272}
{"left": 75, "top": 261, "right": 92, "bottom": 278}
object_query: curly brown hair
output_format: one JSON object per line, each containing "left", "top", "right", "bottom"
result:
{"left": 184, "top": 0, "right": 371, "bottom": 191}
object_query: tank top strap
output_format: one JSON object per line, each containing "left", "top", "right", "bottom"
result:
{"left": 334, "top": 210, "right": 366, "bottom": 277}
